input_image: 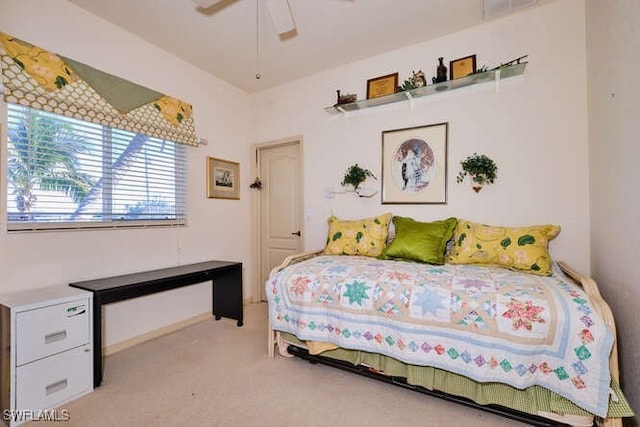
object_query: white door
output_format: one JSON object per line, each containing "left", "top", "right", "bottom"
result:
{"left": 258, "top": 142, "right": 303, "bottom": 301}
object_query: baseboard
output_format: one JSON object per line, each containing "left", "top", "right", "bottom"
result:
{"left": 104, "top": 312, "right": 213, "bottom": 356}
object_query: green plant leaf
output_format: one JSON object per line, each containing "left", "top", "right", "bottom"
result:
{"left": 458, "top": 153, "right": 498, "bottom": 186}
{"left": 341, "top": 163, "right": 376, "bottom": 190}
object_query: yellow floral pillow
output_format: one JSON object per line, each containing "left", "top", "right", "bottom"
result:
{"left": 323, "top": 213, "right": 392, "bottom": 257}
{"left": 446, "top": 219, "right": 561, "bottom": 275}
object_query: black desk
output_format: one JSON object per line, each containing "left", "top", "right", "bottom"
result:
{"left": 70, "top": 260, "right": 243, "bottom": 387}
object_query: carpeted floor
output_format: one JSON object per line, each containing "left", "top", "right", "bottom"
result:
{"left": 31, "top": 303, "right": 529, "bottom": 426}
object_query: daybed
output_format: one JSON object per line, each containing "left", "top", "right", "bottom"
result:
{"left": 266, "top": 214, "right": 634, "bottom": 426}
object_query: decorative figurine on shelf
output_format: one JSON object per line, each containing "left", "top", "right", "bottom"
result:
{"left": 434, "top": 57, "right": 447, "bottom": 83}
{"left": 335, "top": 89, "right": 357, "bottom": 106}
{"left": 399, "top": 70, "right": 426, "bottom": 92}
{"left": 412, "top": 70, "right": 426, "bottom": 87}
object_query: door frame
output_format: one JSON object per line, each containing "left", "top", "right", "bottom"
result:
{"left": 251, "top": 135, "right": 304, "bottom": 302}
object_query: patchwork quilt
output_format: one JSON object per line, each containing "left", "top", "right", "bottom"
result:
{"left": 266, "top": 255, "right": 614, "bottom": 417}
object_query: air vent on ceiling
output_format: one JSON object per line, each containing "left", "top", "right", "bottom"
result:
{"left": 483, "top": 0, "right": 538, "bottom": 20}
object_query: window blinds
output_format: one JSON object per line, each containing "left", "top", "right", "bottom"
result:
{"left": 7, "top": 103, "right": 187, "bottom": 231}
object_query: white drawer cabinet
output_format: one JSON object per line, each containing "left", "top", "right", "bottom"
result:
{"left": 16, "top": 299, "right": 90, "bottom": 367}
{"left": 0, "top": 286, "right": 93, "bottom": 426}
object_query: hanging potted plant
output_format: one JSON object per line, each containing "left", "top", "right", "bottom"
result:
{"left": 341, "top": 163, "right": 376, "bottom": 194}
{"left": 456, "top": 153, "right": 498, "bottom": 193}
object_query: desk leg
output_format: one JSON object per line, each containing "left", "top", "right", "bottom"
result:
{"left": 212, "top": 265, "right": 243, "bottom": 327}
{"left": 93, "top": 295, "right": 103, "bottom": 388}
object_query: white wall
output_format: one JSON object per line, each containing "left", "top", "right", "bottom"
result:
{"left": 253, "top": 0, "right": 590, "bottom": 274}
{"left": 0, "top": 0, "right": 254, "bottom": 346}
{"left": 587, "top": 0, "right": 640, "bottom": 418}
{"left": 1, "top": 0, "right": 634, "bottom": 418}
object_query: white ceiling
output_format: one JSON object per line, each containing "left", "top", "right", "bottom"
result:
{"left": 67, "top": 0, "right": 548, "bottom": 93}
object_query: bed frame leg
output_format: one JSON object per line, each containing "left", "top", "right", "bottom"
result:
{"left": 267, "top": 327, "right": 295, "bottom": 358}
{"left": 275, "top": 331, "right": 294, "bottom": 358}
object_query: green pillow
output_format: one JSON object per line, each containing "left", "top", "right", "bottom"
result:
{"left": 379, "top": 217, "right": 458, "bottom": 264}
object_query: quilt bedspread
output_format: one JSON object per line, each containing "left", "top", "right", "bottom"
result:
{"left": 266, "top": 255, "right": 614, "bottom": 417}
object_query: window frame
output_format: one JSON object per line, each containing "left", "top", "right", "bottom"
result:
{"left": 4, "top": 102, "right": 187, "bottom": 232}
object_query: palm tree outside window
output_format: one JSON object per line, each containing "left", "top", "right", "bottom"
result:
{"left": 6, "top": 103, "right": 187, "bottom": 231}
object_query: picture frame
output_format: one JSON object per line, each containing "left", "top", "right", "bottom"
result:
{"left": 366, "top": 72, "right": 399, "bottom": 99}
{"left": 449, "top": 54, "right": 477, "bottom": 80}
{"left": 381, "top": 122, "right": 448, "bottom": 204}
{"left": 207, "top": 157, "right": 240, "bottom": 200}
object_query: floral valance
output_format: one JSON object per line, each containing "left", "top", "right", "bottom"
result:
{"left": 0, "top": 32, "right": 198, "bottom": 146}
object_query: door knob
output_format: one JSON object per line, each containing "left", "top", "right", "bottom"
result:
{"left": 291, "top": 230, "right": 301, "bottom": 236}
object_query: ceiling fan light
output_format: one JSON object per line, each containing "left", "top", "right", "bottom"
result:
{"left": 266, "top": 0, "right": 295, "bottom": 34}
{"left": 192, "top": 0, "right": 219, "bottom": 8}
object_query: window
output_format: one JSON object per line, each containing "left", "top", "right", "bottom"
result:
{"left": 6, "top": 103, "right": 187, "bottom": 231}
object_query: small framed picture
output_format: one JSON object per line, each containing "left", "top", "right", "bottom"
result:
{"left": 207, "top": 157, "right": 240, "bottom": 200}
{"left": 366, "top": 72, "right": 399, "bottom": 99}
{"left": 449, "top": 55, "right": 477, "bottom": 80}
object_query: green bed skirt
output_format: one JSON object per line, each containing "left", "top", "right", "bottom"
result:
{"left": 281, "top": 333, "right": 633, "bottom": 419}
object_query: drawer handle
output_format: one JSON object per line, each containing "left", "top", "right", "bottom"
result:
{"left": 45, "top": 379, "right": 68, "bottom": 395}
{"left": 44, "top": 330, "right": 67, "bottom": 344}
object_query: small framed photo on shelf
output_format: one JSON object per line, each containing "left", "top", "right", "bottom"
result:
{"left": 366, "top": 72, "right": 399, "bottom": 99}
{"left": 207, "top": 157, "right": 240, "bottom": 200}
{"left": 449, "top": 55, "right": 477, "bottom": 80}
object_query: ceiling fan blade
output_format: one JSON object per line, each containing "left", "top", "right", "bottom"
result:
{"left": 266, "top": 0, "right": 295, "bottom": 34}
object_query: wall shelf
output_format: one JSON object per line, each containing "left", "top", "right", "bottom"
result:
{"left": 324, "top": 62, "right": 527, "bottom": 115}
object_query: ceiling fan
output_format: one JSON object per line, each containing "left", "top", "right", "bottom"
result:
{"left": 192, "top": 0, "right": 295, "bottom": 35}
{"left": 192, "top": 0, "right": 352, "bottom": 81}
